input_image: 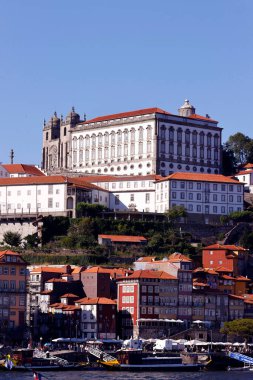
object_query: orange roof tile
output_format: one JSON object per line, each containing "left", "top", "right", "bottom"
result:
{"left": 71, "top": 266, "right": 86, "bottom": 274}
{"left": 168, "top": 252, "right": 192, "bottom": 262}
{"left": 60, "top": 293, "right": 79, "bottom": 298}
{"left": 193, "top": 267, "right": 218, "bottom": 275}
{"left": 30, "top": 266, "right": 70, "bottom": 274}
{"left": 122, "top": 269, "right": 177, "bottom": 280}
{"left": 204, "top": 244, "right": 247, "bottom": 251}
{"left": 188, "top": 114, "right": 218, "bottom": 123}
{"left": 98, "top": 234, "right": 147, "bottom": 243}
{"left": 76, "top": 297, "right": 116, "bottom": 305}
{"left": 242, "top": 163, "right": 253, "bottom": 169}
{"left": 0, "top": 250, "right": 22, "bottom": 259}
{"left": 236, "top": 276, "right": 251, "bottom": 282}
{"left": 214, "top": 266, "right": 233, "bottom": 273}
{"left": 46, "top": 278, "right": 66, "bottom": 283}
{"left": 157, "top": 172, "right": 241, "bottom": 184}
{"left": 2, "top": 164, "right": 45, "bottom": 176}
{"left": 0, "top": 175, "right": 106, "bottom": 191}
{"left": 80, "top": 107, "right": 171, "bottom": 124}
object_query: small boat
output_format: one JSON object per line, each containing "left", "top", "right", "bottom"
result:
{"left": 0, "top": 349, "right": 88, "bottom": 372}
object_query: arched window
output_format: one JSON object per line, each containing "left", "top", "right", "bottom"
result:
{"left": 117, "top": 130, "right": 122, "bottom": 143}
{"left": 85, "top": 149, "right": 89, "bottom": 161}
{"left": 169, "top": 127, "right": 174, "bottom": 141}
{"left": 185, "top": 129, "right": 190, "bottom": 144}
{"left": 104, "top": 132, "right": 109, "bottom": 145}
{"left": 177, "top": 128, "right": 182, "bottom": 142}
{"left": 214, "top": 133, "right": 219, "bottom": 147}
{"left": 200, "top": 132, "right": 205, "bottom": 145}
{"left": 139, "top": 142, "right": 143, "bottom": 154}
{"left": 91, "top": 134, "right": 96, "bottom": 147}
{"left": 161, "top": 141, "right": 165, "bottom": 153}
{"left": 139, "top": 127, "right": 144, "bottom": 140}
{"left": 130, "top": 129, "right": 135, "bottom": 142}
{"left": 169, "top": 142, "right": 174, "bottom": 154}
{"left": 67, "top": 197, "right": 74, "bottom": 209}
{"left": 177, "top": 143, "right": 182, "bottom": 155}
{"left": 79, "top": 136, "right": 84, "bottom": 149}
{"left": 185, "top": 145, "right": 190, "bottom": 156}
{"left": 161, "top": 125, "right": 166, "bottom": 139}
{"left": 111, "top": 131, "right": 116, "bottom": 144}
{"left": 124, "top": 129, "right": 128, "bottom": 142}
{"left": 207, "top": 133, "right": 212, "bottom": 146}
{"left": 73, "top": 137, "right": 77, "bottom": 149}
{"left": 147, "top": 126, "right": 152, "bottom": 140}
{"left": 192, "top": 130, "right": 197, "bottom": 144}
{"left": 85, "top": 135, "right": 90, "bottom": 147}
{"left": 98, "top": 133, "right": 103, "bottom": 145}
{"left": 79, "top": 150, "right": 83, "bottom": 163}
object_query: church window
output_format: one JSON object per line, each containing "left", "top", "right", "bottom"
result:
{"left": 177, "top": 129, "right": 182, "bottom": 142}
{"left": 139, "top": 142, "right": 143, "bottom": 154}
{"left": 200, "top": 132, "right": 204, "bottom": 145}
{"left": 147, "top": 126, "right": 152, "bottom": 139}
{"left": 139, "top": 127, "right": 144, "bottom": 140}
{"left": 111, "top": 132, "right": 116, "bottom": 144}
{"left": 117, "top": 131, "right": 122, "bottom": 143}
{"left": 117, "top": 145, "right": 122, "bottom": 156}
{"left": 192, "top": 131, "right": 197, "bottom": 144}
{"left": 79, "top": 136, "right": 84, "bottom": 149}
{"left": 104, "top": 133, "right": 109, "bottom": 145}
{"left": 207, "top": 133, "right": 212, "bottom": 146}
{"left": 147, "top": 141, "right": 151, "bottom": 153}
{"left": 131, "top": 143, "right": 135, "bottom": 155}
{"left": 98, "top": 133, "right": 102, "bottom": 145}
{"left": 185, "top": 130, "right": 190, "bottom": 144}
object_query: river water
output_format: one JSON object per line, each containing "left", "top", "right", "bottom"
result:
{"left": 0, "top": 370, "right": 252, "bottom": 380}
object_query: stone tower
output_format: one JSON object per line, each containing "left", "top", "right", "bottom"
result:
{"left": 42, "top": 107, "right": 82, "bottom": 174}
{"left": 178, "top": 99, "right": 196, "bottom": 117}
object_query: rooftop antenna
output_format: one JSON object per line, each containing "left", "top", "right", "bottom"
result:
{"left": 10, "top": 149, "right": 14, "bottom": 164}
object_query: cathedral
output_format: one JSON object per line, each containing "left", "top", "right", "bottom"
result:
{"left": 42, "top": 100, "right": 222, "bottom": 177}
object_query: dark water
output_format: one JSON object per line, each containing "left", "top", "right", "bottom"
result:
{"left": 0, "top": 371, "right": 252, "bottom": 380}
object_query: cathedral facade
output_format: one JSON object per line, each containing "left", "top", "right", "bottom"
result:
{"left": 42, "top": 100, "right": 222, "bottom": 177}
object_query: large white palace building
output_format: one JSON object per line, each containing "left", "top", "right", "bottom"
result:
{"left": 42, "top": 100, "right": 222, "bottom": 177}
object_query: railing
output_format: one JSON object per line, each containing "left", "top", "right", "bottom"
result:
{"left": 85, "top": 346, "right": 117, "bottom": 363}
{"left": 33, "top": 349, "right": 70, "bottom": 366}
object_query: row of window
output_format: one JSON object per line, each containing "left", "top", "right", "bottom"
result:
{"left": 169, "top": 181, "right": 242, "bottom": 192}
{"left": 0, "top": 267, "right": 26, "bottom": 275}
{"left": 171, "top": 192, "right": 242, "bottom": 203}
{"left": 0, "top": 280, "right": 26, "bottom": 290}
{"left": 72, "top": 127, "right": 153, "bottom": 149}
{"left": 0, "top": 187, "right": 61, "bottom": 197}
{"left": 159, "top": 127, "right": 219, "bottom": 147}
{"left": 0, "top": 295, "right": 26, "bottom": 306}
{"left": 160, "top": 142, "right": 219, "bottom": 160}
{"left": 111, "top": 181, "right": 154, "bottom": 190}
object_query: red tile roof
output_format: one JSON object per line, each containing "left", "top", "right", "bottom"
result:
{"left": 0, "top": 250, "right": 22, "bottom": 259}
{"left": 193, "top": 267, "right": 218, "bottom": 275}
{"left": 242, "top": 163, "right": 253, "bottom": 169}
{"left": 236, "top": 276, "right": 251, "bottom": 282}
{"left": 236, "top": 170, "right": 253, "bottom": 176}
{"left": 30, "top": 266, "right": 70, "bottom": 274}
{"left": 80, "top": 107, "right": 172, "bottom": 124}
{"left": 122, "top": 269, "right": 177, "bottom": 280}
{"left": 0, "top": 175, "right": 105, "bottom": 191}
{"left": 188, "top": 114, "right": 218, "bottom": 123}
{"left": 203, "top": 244, "right": 247, "bottom": 251}
{"left": 2, "top": 164, "right": 45, "bottom": 176}
{"left": 214, "top": 266, "right": 233, "bottom": 273}
{"left": 84, "top": 266, "right": 132, "bottom": 277}
{"left": 76, "top": 297, "right": 116, "bottom": 305}
{"left": 157, "top": 172, "right": 241, "bottom": 184}
{"left": 168, "top": 252, "right": 192, "bottom": 262}
{"left": 99, "top": 234, "right": 147, "bottom": 243}
{"left": 60, "top": 293, "right": 79, "bottom": 298}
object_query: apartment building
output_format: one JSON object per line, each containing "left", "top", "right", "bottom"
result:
{"left": 0, "top": 250, "right": 27, "bottom": 331}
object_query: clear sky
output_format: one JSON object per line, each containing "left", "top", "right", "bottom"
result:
{"left": 0, "top": 0, "right": 252, "bottom": 165}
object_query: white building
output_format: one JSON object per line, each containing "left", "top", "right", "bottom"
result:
{"left": 234, "top": 163, "right": 253, "bottom": 193}
{"left": 42, "top": 101, "right": 222, "bottom": 177}
{"left": 79, "top": 174, "right": 161, "bottom": 212}
{"left": 155, "top": 172, "right": 244, "bottom": 223}
{"left": 0, "top": 175, "right": 108, "bottom": 219}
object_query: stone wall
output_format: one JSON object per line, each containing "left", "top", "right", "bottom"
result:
{"left": 0, "top": 221, "right": 37, "bottom": 241}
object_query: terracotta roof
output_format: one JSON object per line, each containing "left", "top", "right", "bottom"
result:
{"left": 0, "top": 250, "right": 22, "bottom": 259}
{"left": 60, "top": 293, "right": 79, "bottom": 298}
{"left": 98, "top": 234, "right": 147, "bottom": 243}
{"left": 229, "top": 294, "right": 244, "bottom": 300}
{"left": 76, "top": 297, "right": 116, "bottom": 305}
{"left": 0, "top": 175, "right": 105, "bottom": 191}
{"left": 2, "top": 164, "right": 45, "bottom": 176}
{"left": 84, "top": 266, "right": 132, "bottom": 277}
{"left": 236, "top": 276, "right": 251, "bottom": 282}
{"left": 188, "top": 114, "right": 218, "bottom": 123}
{"left": 40, "top": 290, "right": 53, "bottom": 294}
{"left": 242, "top": 163, "right": 253, "bottom": 169}
{"left": 46, "top": 278, "right": 66, "bottom": 283}
{"left": 221, "top": 275, "right": 236, "bottom": 281}
{"left": 204, "top": 244, "right": 247, "bottom": 251}
{"left": 193, "top": 267, "right": 218, "bottom": 275}
{"left": 168, "top": 252, "right": 192, "bottom": 262}
{"left": 71, "top": 266, "right": 86, "bottom": 274}
{"left": 137, "top": 256, "right": 156, "bottom": 262}
{"left": 235, "top": 170, "right": 253, "bottom": 176}
{"left": 80, "top": 107, "right": 172, "bottom": 124}
{"left": 193, "top": 281, "right": 209, "bottom": 287}
{"left": 30, "top": 266, "right": 70, "bottom": 274}
{"left": 157, "top": 172, "right": 241, "bottom": 184}
{"left": 214, "top": 266, "right": 233, "bottom": 273}
{"left": 122, "top": 269, "right": 177, "bottom": 280}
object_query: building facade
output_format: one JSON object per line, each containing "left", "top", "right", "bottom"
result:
{"left": 42, "top": 101, "right": 222, "bottom": 177}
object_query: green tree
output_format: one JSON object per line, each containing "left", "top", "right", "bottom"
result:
{"left": 76, "top": 203, "right": 107, "bottom": 217}
{"left": 221, "top": 319, "right": 253, "bottom": 342}
{"left": 3, "top": 231, "right": 22, "bottom": 247}
{"left": 226, "top": 133, "right": 253, "bottom": 166}
{"left": 222, "top": 144, "right": 237, "bottom": 175}
{"left": 165, "top": 205, "right": 187, "bottom": 223}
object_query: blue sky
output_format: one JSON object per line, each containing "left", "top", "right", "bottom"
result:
{"left": 0, "top": 0, "right": 252, "bottom": 165}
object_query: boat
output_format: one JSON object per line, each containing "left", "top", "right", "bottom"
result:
{"left": 86, "top": 345, "right": 203, "bottom": 371}
{"left": 0, "top": 348, "right": 89, "bottom": 372}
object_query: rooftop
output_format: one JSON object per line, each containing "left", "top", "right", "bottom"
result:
{"left": 157, "top": 173, "right": 241, "bottom": 184}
